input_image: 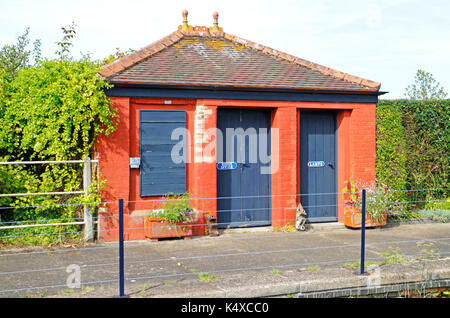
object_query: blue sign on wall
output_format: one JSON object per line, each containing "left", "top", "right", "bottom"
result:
{"left": 217, "top": 162, "right": 238, "bottom": 170}
{"left": 308, "top": 161, "right": 325, "bottom": 168}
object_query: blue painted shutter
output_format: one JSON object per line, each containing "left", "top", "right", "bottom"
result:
{"left": 139, "top": 110, "right": 187, "bottom": 196}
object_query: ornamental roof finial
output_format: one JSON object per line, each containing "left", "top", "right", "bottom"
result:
{"left": 209, "top": 11, "right": 223, "bottom": 35}
{"left": 179, "top": 9, "right": 193, "bottom": 33}
{"left": 182, "top": 9, "right": 188, "bottom": 26}
{"left": 213, "top": 12, "right": 219, "bottom": 28}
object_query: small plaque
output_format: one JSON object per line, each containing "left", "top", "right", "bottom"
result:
{"left": 130, "top": 157, "right": 141, "bottom": 169}
{"left": 308, "top": 161, "right": 325, "bottom": 168}
{"left": 217, "top": 162, "right": 237, "bottom": 170}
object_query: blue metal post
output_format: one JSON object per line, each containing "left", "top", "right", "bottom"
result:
{"left": 360, "top": 189, "right": 366, "bottom": 275}
{"left": 118, "top": 198, "right": 126, "bottom": 297}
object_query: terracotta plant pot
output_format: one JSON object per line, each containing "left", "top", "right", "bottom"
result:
{"left": 343, "top": 204, "right": 387, "bottom": 229}
{"left": 144, "top": 217, "right": 192, "bottom": 239}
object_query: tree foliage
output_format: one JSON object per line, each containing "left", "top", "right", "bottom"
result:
{"left": 0, "top": 28, "right": 41, "bottom": 80}
{"left": 100, "top": 47, "right": 135, "bottom": 66}
{"left": 56, "top": 21, "right": 77, "bottom": 58}
{"left": 405, "top": 69, "right": 448, "bottom": 100}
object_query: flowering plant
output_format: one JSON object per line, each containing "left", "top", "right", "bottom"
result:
{"left": 146, "top": 192, "right": 197, "bottom": 225}
{"left": 342, "top": 180, "right": 359, "bottom": 203}
{"left": 342, "top": 180, "right": 401, "bottom": 221}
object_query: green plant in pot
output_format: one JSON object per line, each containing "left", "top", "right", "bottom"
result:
{"left": 144, "top": 192, "right": 197, "bottom": 239}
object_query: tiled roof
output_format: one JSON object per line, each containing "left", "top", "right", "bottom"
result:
{"left": 100, "top": 12, "right": 380, "bottom": 92}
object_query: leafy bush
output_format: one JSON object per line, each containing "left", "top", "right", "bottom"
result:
{"left": 0, "top": 54, "right": 117, "bottom": 245}
{"left": 419, "top": 209, "right": 450, "bottom": 223}
{"left": 424, "top": 198, "right": 450, "bottom": 211}
{"left": 0, "top": 58, "right": 116, "bottom": 161}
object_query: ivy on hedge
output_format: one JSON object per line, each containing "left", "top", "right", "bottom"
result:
{"left": 0, "top": 58, "right": 116, "bottom": 160}
{"left": 0, "top": 58, "right": 117, "bottom": 243}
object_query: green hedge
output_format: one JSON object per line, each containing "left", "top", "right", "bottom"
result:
{"left": 376, "top": 99, "right": 449, "bottom": 210}
{"left": 376, "top": 101, "right": 407, "bottom": 197}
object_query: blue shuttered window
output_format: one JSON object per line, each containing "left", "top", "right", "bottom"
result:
{"left": 139, "top": 110, "right": 187, "bottom": 196}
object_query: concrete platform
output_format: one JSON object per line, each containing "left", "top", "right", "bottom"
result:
{"left": 0, "top": 223, "right": 449, "bottom": 298}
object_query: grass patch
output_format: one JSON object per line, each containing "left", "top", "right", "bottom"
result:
{"left": 271, "top": 224, "right": 298, "bottom": 233}
{"left": 272, "top": 269, "right": 283, "bottom": 275}
{"left": 416, "top": 241, "right": 440, "bottom": 260}
{"left": 428, "top": 290, "right": 450, "bottom": 298}
{"left": 343, "top": 247, "right": 409, "bottom": 269}
{"left": 342, "top": 260, "right": 384, "bottom": 269}
{"left": 39, "top": 290, "right": 48, "bottom": 298}
{"left": 139, "top": 284, "right": 148, "bottom": 298}
{"left": 177, "top": 261, "right": 199, "bottom": 274}
{"left": 163, "top": 280, "right": 179, "bottom": 285}
{"left": 197, "top": 273, "right": 216, "bottom": 283}
{"left": 381, "top": 247, "right": 409, "bottom": 264}
{"left": 80, "top": 285, "right": 95, "bottom": 295}
{"left": 0, "top": 235, "right": 85, "bottom": 249}
{"left": 306, "top": 265, "right": 321, "bottom": 271}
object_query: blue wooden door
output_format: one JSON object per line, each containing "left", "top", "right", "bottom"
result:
{"left": 300, "top": 111, "right": 337, "bottom": 222}
{"left": 217, "top": 109, "right": 271, "bottom": 228}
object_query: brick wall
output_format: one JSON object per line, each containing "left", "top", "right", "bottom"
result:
{"left": 349, "top": 104, "right": 376, "bottom": 185}
{"left": 191, "top": 104, "right": 217, "bottom": 235}
{"left": 96, "top": 96, "right": 131, "bottom": 241}
{"left": 97, "top": 97, "right": 376, "bottom": 241}
{"left": 271, "top": 107, "right": 298, "bottom": 227}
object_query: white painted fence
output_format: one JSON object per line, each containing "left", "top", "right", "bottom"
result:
{"left": 0, "top": 158, "right": 98, "bottom": 242}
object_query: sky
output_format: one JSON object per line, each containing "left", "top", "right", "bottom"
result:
{"left": 1, "top": 0, "right": 449, "bottom": 98}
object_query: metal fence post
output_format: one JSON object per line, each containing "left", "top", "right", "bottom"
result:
{"left": 360, "top": 189, "right": 366, "bottom": 275}
{"left": 118, "top": 198, "right": 127, "bottom": 298}
{"left": 83, "top": 157, "right": 94, "bottom": 242}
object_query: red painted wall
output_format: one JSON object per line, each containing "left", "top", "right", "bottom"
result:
{"left": 96, "top": 97, "right": 376, "bottom": 241}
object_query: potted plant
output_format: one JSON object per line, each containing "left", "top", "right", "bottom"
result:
{"left": 342, "top": 181, "right": 394, "bottom": 228}
{"left": 143, "top": 192, "right": 197, "bottom": 240}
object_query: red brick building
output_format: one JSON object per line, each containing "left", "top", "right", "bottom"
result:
{"left": 97, "top": 11, "right": 383, "bottom": 241}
